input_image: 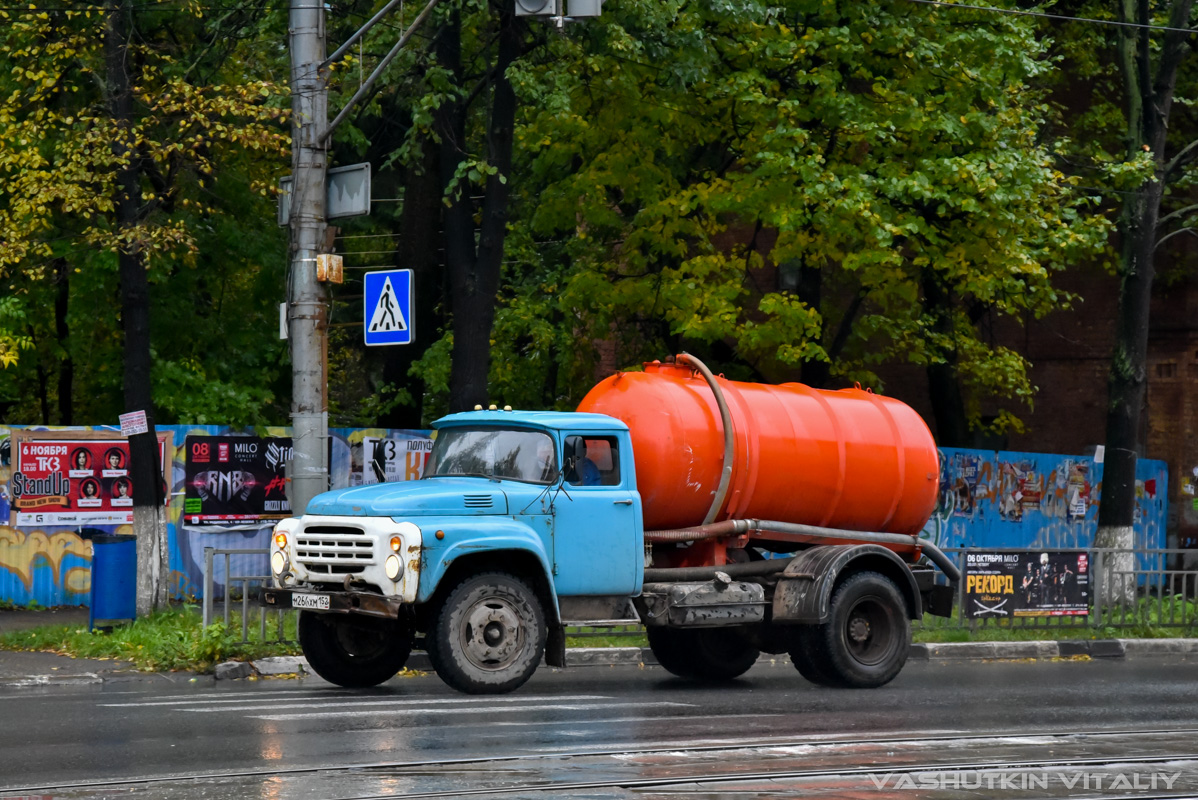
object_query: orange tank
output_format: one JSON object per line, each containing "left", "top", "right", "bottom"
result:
{"left": 577, "top": 359, "right": 940, "bottom": 535}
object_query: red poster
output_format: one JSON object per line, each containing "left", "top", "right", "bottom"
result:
{"left": 9, "top": 432, "right": 171, "bottom": 526}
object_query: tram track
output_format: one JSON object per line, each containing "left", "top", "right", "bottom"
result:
{"left": 7, "top": 726, "right": 1198, "bottom": 799}
{"left": 347, "top": 752, "right": 1198, "bottom": 799}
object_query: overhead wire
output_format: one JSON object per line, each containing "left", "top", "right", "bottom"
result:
{"left": 902, "top": 0, "right": 1197, "bottom": 35}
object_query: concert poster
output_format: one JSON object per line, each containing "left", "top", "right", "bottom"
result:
{"left": 964, "top": 551, "right": 1090, "bottom": 618}
{"left": 183, "top": 435, "right": 292, "bottom": 526}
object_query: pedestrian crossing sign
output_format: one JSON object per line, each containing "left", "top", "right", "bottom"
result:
{"left": 363, "top": 269, "right": 413, "bottom": 346}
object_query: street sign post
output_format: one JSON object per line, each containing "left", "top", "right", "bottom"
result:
{"left": 363, "top": 269, "right": 413, "bottom": 346}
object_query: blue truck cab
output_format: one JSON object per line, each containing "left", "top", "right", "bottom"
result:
{"left": 263, "top": 410, "right": 645, "bottom": 693}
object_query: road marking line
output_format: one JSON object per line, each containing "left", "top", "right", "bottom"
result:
{"left": 248, "top": 701, "right": 694, "bottom": 720}
{"left": 110, "top": 689, "right": 359, "bottom": 700}
{"left": 454, "top": 712, "right": 787, "bottom": 731}
{"left": 97, "top": 691, "right": 358, "bottom": 706}
{"left": 101, "top": 694, "right": 612, "bottom": 709}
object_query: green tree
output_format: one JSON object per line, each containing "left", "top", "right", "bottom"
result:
{"left": 0, "top": 0, "right": 291, "bottom": 427}
{"left": 493, "top": 0, "right": 1106, "bottom": 431}
{"left": 0, "top": 0, "right": 289, "bottom": 610}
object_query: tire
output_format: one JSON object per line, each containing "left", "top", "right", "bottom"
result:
{"left": 792, "top": 571, "right": 910, "bottom": 688}
{"left": 647, "top": 627, "right": 761, "bottom": 681}
{"left": 426, "top": 572, "right": 546, "bottom": 695}
{"left": 298, "top": 611, "right": 413, "bottom": 688}
{"left": 788, "top": 627, "right": 840, "bottom": 686}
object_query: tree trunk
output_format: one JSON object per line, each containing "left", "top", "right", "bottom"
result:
{"left": 921, "top": 271, "right": 971, "bottom": 447}
{"left": 797, "top": 262, "right": 830, "bottom": 388}
{"left": 381, "top": 132, "right": 443, "bottom": 428}
{"left": 1095, "top": 181, "right": 1162, "bottom": 606}
{"left": 107, "top": 0, "right": 168, "bottom": 615}
{"left": 55, "top": 258, "right": 73, "bottom": 425}
{"left": 1095, "top": 0, "right": 1193, "bottom": 606}
{"left": 438, "top": 10, "right": 521, "bottom": 413}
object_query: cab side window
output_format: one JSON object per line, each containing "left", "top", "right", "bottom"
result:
{"left": 564, "top": 436, "right": 620, "bottom": 486}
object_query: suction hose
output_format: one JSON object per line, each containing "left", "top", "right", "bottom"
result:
{"left": 643, "top": 518, "right": 960, "bottom": 583}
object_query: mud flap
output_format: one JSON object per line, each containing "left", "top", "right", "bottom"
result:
{"left": 545, "top": 624, "right": 567, "bottom": 667}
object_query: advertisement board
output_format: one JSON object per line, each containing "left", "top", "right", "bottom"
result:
{"left": 182, "top": 435, "right": 293, "bottom": 526}
{"left": 9, "top": 431, "right": 172, "bottom": 526}
{"left": 964, "top": 551, "right": 1090, "bottom": 618}
{"left": 351, "top": 435, "right": 433, "bottom": 486}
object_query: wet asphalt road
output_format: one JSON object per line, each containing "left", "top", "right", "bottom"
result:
{"left": 2, "top": 655, "right": 1197, "bottom": 799}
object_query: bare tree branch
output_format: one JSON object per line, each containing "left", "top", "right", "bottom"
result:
{"left": 1154, "top": 226, "right": 1198, "bottom": 251}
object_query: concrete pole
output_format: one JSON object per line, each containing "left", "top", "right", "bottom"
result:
{"left": 287, "top": 0, "right": 330, "bottom": 514}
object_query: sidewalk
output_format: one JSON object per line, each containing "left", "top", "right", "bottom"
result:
{"left": 0, "top": 606, "right": 138, "bottom": 685}
{"left": 0, "top": 605, "right": 90, "bottom": 634}
{"left": 1, "top": 607, "right": 1195, "bottom": 687}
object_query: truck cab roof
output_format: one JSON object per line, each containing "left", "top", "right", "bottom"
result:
{"left": 433, "top": 410, "right": 629, "bottom": 433}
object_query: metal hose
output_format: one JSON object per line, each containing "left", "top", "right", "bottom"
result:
{"left": 644, "top": 556, "right": 795, "bottom": 583}
{"left": 643, "top": 518, "right": 960, "bottom": 582}
{"left": 677, "top": 352, "right": 735, "bottom": 526}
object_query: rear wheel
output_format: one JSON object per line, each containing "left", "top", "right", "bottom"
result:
{"left": 647, "top": 627, "right": 760, "bottom": 681}
{"left": 298, "top": 611, "right": 412, "bottom": 688}
{"left": 426, "top": 572, "right": 546, "bottom": 695}
{"left": 790, "top": 571, "right": 910, "bottom": 688}
{"left": 788, "top": 628, "right": 839, "bottom": 686}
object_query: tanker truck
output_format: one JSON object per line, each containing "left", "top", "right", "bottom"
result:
{"left": 261, "top": 354, "right": 959, "bottom": 694}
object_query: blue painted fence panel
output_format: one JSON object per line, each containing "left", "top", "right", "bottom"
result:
{"left": 0, "top": 424, "right": 432, "bottom": 607}
{"left": 920, "top": 447, "right": 1168, "bottom": 551}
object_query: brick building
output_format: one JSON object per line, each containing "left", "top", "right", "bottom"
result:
{"left": 880, "top": 263, "right": 1198, "bottom": 550}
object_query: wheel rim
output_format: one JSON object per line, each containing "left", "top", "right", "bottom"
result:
{"left": 334, "top": 620, "right": 390, "bottom": 659}
{"left": 841, "top": 594, "right": 897, "bottom": 666}
{"left": 459, "top": 596, "right": 525, "bottom": 671}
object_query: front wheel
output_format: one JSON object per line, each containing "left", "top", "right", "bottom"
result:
{"left": 426, "top": 572, "right": 546, "bottom": 695}
{"left": 298, "top": 611, "right": 413, "bottom": 688}
{"left": 790, "top": 571, "right": 910, "bottom": 688}
{"left": 647, "top": 627, "right": 760, "bottom": 681}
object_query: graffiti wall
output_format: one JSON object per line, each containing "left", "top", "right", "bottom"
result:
{"left": 921, "top": 447, "right": 1169, "bottom": 551}
{"left": 0, "top": 430, "right": 1173, "bottom": 606}
{"left": 0, "top": 424, "right": 433, "bottom": 607}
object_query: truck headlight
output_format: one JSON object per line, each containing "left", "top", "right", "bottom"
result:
{"left": 271, "top": 550, "right": 288, "bottom": 576}
{"left": 385, "top": 554, "right": 403, "bottom": 581}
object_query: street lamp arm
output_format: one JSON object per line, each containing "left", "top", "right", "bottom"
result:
{"left": 321, "top": 0, "right": 408, "bottom": 71}
{"left": 320, "top": 0, "right": 443, "bottom": 144}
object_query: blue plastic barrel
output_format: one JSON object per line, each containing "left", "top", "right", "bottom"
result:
{"left": 89, "top": 534, "right": 137, "bottom": 630}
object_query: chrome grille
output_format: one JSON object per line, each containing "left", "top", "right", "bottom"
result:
{"left": 296, "top": 525, "right": 375, "bottom": 575}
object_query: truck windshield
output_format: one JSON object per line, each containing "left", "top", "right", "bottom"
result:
{"left": 426, "top": 428, "right": 557, "bottom": 484}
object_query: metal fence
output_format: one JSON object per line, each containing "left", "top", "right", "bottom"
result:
{"left": 920, "top": 547, "right": 1198, "bottom": 632}
{"left": 202, "top": 547, "right": 291, "bottom": 644}
{"left": 201, "top": 546, "right": 1198, "bottom": 643}
{"left": 198, "top": 547, "right": 645, "bottom": 645}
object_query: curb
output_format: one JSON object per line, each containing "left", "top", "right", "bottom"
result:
{"left": 910, "top": 638, "right": 1198, "bottom": 661}
{"left": 4, "top": 639, "right": 1196, "bottom": 687}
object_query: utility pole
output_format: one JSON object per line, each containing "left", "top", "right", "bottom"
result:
{"left": 285, "top": 0, "right": 505, "bottom": 511}
{"left": 288, "top": 0, "right": 330, "bottom": 514}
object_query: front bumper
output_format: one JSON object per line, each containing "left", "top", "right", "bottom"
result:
{"left": 259, "top": 588, "right": 403, "bottom": 619}
{"left": 272, "top": 514, "right": 422, "bottom": 603}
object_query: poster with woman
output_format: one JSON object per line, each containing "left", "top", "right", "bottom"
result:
{"left": 8, "top": 431, "right": 172, "bottom": 526}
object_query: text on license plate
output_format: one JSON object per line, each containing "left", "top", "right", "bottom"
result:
{"left": 292, "top": 593, "right": 330, "bottom": 610}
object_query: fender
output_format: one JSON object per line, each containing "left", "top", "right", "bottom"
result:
{"left": 772, "top": 544, "right": 923, "bottom": 624}
{"left": 416, "top": 516, "right": 560, "bottom": 619}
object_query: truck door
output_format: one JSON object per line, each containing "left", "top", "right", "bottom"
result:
{"left": 550, "top": 434, "right": 641, "bottom": 596}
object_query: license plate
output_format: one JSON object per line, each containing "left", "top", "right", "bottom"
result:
{"left": 292, "top": 593, "right": 330, "bottom": 610}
